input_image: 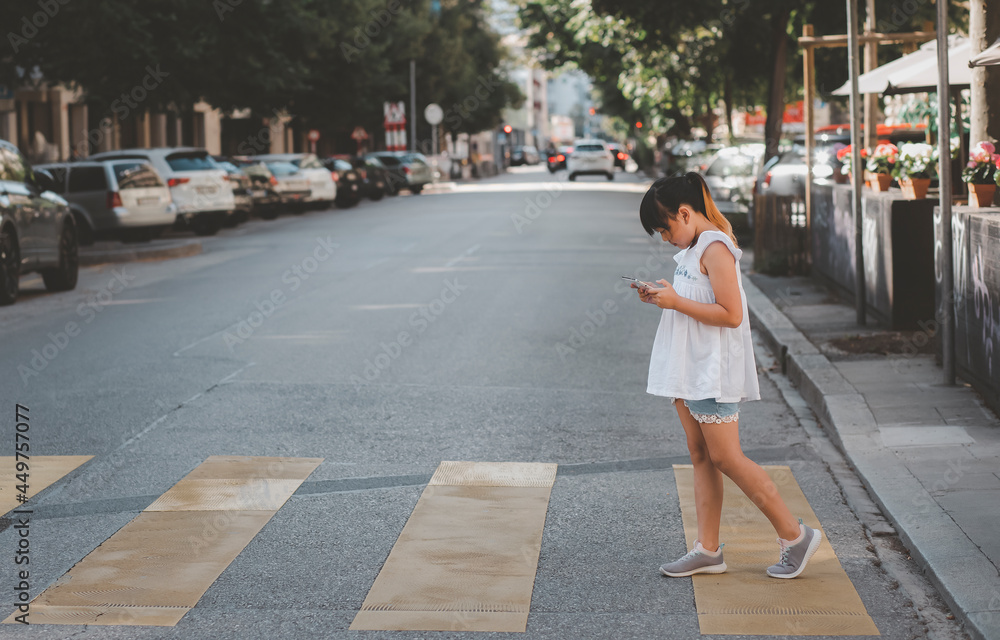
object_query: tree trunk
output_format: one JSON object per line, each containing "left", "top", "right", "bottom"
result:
{"left": 764, "top": 8, "right": 791, "bottom": 162}
{"left": 724, "top": 73, "right": 734, "bottom": 143}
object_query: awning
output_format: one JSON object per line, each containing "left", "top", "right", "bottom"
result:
{"left": 970, "top": 38, "right": 1000, "bottom": 67}
{"left": 833, "top": 36, "right": 971, "bottom": 96}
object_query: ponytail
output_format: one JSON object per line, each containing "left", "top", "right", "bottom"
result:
{"left": 691, "top": 173, "right": 738, "bottom": 248}
{"left": 638, "top": 172, "right": 738, "bottom": 247}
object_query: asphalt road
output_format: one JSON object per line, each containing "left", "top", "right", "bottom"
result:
{"left": 0, "top": 166, "right": 953, "bottom": 638}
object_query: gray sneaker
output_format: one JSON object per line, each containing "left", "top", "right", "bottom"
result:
{"left": 660, "top": 541, "right": 727, "bottom": 577}
{"left": 766, "top": 521, "right": 822, "bottom": 579}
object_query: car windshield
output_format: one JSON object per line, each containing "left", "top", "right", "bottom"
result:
{"left": 374, "top": 155, "right": 401, "bottom": 166}
{"left": 266, "top": 161, "right": 300, "bottom": 176}
{"left": 114, "top": 162, "right": 164, "bottom": 189}
{"left": 575, "top": 144, "right": 605, "bottom": 152}
{"left": 706, "top": 154, "right": 755, "bottom": 178}
{"left": 331, "top": 159, "right": 352, "bottom": 171}
{"left": 166, "top": 153, "right": 218, "bottom": 172}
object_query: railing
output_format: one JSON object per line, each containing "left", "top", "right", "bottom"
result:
{"left": 753, "top": 194, "right": 810, "bottom": 275}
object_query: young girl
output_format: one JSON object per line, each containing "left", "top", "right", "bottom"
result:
{"left": 635, "top": 172, "right": 821, "bottom": 580}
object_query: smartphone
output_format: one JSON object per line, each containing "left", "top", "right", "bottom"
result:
{"left": 621, "top": 276, "right": 656, "bottom": 289}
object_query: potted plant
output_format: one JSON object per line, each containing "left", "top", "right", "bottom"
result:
{"left": 865, "top": 143, "right": 898, "bottom": 192}
{"left": 896, "top": 142, "right": 937, "bottom": 200}
{"left": 836, "top": 145, "right": 868, "bottom": 184}
{"left": 962, "top": 141, "right": 999, "bottom": 207}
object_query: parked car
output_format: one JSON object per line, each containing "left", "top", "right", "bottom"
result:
{"left": 89, "top": 147, "right": 234, "bottom": 236}
{"left": 231, "top": 158, "right": 282, "bottom": 219}
{"left": 702, "top": 144, "right": 765, "bottom": 215}
{"left": 607, "top": 143, "right": 630, "bottom": 170}
{"left": 321, "top": 158, "right": 362, "bottom": 208}
{"left": 510, "top": 145, "right": 540, "bottom": 166}
{"left": 1, "top": 139, "right": 79, "bottom": 304}
{"left": 567, "top": 139, "right": 614, "bottom": 181}
{"left": 35, "top": 160, "right": 176, "bottom": 243}
{"left": 261, "top": 160, "right": 311, "bottom": 211}
{"left": 368, "top": 151, "right": 434, "bottom": 194}
{"left": 256, "top": 153, "right": 336, "bottom": 210}
{"left": 212, "top": 156, "right": 256, "bottom": 225}
{"left": 546, "top": 146, "right": 572, "bottom": 173}
{"left": 343, "top": 156, "right": 388, "bottom": 200}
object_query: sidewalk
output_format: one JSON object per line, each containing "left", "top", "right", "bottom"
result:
{"left": 79, "top": 238, "right": 201, "bottom": 266}
{"left": 743, "top": 265, "right": 1000, "bottom": 640}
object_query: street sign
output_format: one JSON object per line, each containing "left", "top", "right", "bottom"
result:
{"left": 307, "top": 129, "right": 321, "bottom": 142}
{"left": 351, "top": 126, "right": 369, "bottom": 141}
{"left": 424, "top": 103, "right": 443, "bottom": 125}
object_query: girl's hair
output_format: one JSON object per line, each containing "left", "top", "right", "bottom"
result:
{"left": 639, "top": 172, "right": 738, "bottom": 247}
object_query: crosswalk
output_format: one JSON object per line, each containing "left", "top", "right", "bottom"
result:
{"left": 2, "top": 456, "right": 878, "bottom": 635}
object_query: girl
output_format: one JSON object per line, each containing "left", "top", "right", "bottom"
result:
{"left": 635, "top": 172, "right": 821, "bottom": 580}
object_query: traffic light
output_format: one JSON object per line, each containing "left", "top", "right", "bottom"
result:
{"left": 635, "top": 121, "right": 643, "bottom": 129}
{"left": 503, "top": 125, "right": 512, "bottom": 134}
{"left": 589, "top": 107, "right": 596, "bottom": 116}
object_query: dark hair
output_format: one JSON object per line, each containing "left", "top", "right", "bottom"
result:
{"left": 639, "top": 172, "right": 737, "bottom": 246}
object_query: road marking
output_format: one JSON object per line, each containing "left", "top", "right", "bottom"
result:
{"left": 0, "top": 456, "right": 92, "bottom": 514}
{"left": 672, "top": 464, "right": 879, "bottom": 636}
{"left": 350, "top": 460, "right": 557, "bottom": 633}
{"left": 4, "top": 455, "right": 322, "bottom": 626}
{"left": 444, "top": 244, "right": 480, "bottom": 267}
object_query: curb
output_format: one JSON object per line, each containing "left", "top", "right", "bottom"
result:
{"left": 743, "top": 275, "right": 999, "bottom": 640}
{"left": 79, "top": 239, "right": 202, "bottom": 266}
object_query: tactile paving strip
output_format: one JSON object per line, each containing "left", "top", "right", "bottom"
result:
{"left": 351, "top": 461, "right": 557, "bottom": 632}
{"left": 4, "top": 455, "right": 322, "bottom": 626}
{"left": 672, "top": 464, "right": 880, "bottom": 636}
{"left": 0, "top": 455, "right": 92, "bottom": 514}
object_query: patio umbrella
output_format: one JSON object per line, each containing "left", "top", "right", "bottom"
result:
{"left": 969, "top": 38, "right": 1000, "bottom": 67}
{"left": 833, "top": 36, "right": 972, "bottom": 96}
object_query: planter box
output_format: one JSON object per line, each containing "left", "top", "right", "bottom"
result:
{"left": 812, "top": 183, "right": 936, "bottom": 329}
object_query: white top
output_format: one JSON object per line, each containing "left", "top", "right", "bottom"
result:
{"left": 646, "top": 230, "right": 760, "bottom": 403}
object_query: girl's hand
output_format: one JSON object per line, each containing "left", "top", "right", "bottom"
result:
{"left": 638, "top": 279, "right": 677, "bottom": 308}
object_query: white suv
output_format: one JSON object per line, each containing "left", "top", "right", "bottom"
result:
{"left": 566, "top": 139, "right": 615, "bottom": 181}
{"left": 90, "top": 148, "right": 235, "bottom": 235}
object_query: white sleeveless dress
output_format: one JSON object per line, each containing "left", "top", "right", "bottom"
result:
{"left": 646, "top": 230, "right": 760, "bottom": 404}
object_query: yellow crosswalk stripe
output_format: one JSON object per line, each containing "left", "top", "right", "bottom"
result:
{"left": 673, "top": 464, "right": 880, "bottom": 636}
{"left": 351, "top": 461, "right": 557, "bottom": 632}
{"left": 3, "top": 455, "right": 322, "bottom": 626}
{"left": 0, "top": 456, "right": 92, "bottom": 514}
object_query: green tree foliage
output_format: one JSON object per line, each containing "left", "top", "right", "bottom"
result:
{"left": 0, "top": 0, "right": 520, "bottom": 150}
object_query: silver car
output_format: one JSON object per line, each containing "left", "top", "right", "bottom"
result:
{"left": 263, "top": 161, "right": 312, "bottom": 212}
{"left": 256, "top": 153, "right": 336, "bottom": 209}
{"left": 1, "top": 139, "right": 79, "bottom": 305}
{"left": 370, "top": 152, "right": 434, "bottom": 194}
{"left": 35, "top": 160, "right": 176, "bottom": 243}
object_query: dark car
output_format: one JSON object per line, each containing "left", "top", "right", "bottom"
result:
{"left": 607, "top": 143, "right": 630, "bottom": 170}
{"left": 510, "top": 145, "right": 540, "bottom": 166}
{"left": 338, "top": 156, "right": 388, "bottom": 200}
{"left": 322, "top": 158, "right": 363, "bottom": 208}
{"left": 212, "top": 156, "right": 255, "bottom": 225}
{"left": 546, "top": 145, "right": 572, "bottom": 173}
{"left": 1, "top": 139, "right": 79, "bottom": 305}
{"left": 366, "top": 152, "right": 426, "bottom": 195}
{"left": 231, "top": 158, "right": 283, "bottom": 219}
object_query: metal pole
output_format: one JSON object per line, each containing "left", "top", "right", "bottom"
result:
{"left": 847, "top": 0, "right": 866, "bottom": 325}
{"left": 803, "top": 24, "right": 815, "bottom": 250}
{"left": 410, "top": 59, "right": 417, "bottom": 153}
{"left": 937, "top": 1, "right": 956, "bottom": 385}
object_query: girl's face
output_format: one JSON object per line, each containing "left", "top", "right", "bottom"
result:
{"left": 653, "top": 205, "right": 698, "bottom": 249}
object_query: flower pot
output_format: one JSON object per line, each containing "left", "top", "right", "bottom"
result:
{"left": 968, "top": 183, "right": 997, "bottom": 207}
{"left": 866, "top": 172, "right": 892, "bottom": 192}
{"left": 900, "top": 177, "right": 930, "bottom": 200}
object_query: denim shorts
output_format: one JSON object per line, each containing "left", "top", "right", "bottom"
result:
{"left": 682, "top": 398, "right": 740, "bottom": 424}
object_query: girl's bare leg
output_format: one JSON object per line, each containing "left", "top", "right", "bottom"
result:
{"left": 675, "top": 400, "right": 724, "bottom": 551}
{"left": 698, "top": 419, "right": 800, "bottom": 541}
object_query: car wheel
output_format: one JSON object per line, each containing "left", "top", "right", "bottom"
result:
{"left": 41, "top": 220, "right": 79, "bottom": 292}
{"left": 607, "top": 172, "right": 614, "bottom": 181}
{"left": 410, "top": 185, "right": 423, "bottom": 194}
{"left": 370, "top": 188, "right": 385, "bottom": 201}
{"left": 191, "top": 216, "right": 221, "bottom": 236}
{"left": 260, "top": 208, "right": 280, "bottom": 220}
{"left": 569, "top": 173, "right": 577, "bottom": 181}
{"left": 0, "top": 225, "right": 20, "bottom": 306}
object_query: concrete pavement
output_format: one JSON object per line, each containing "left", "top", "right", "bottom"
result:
{"left": 745, "top": 264, "right": 1000, "bottom": 640}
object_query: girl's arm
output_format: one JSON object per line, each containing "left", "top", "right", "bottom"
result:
{"left": 638, "top": 242, "right": 743, "bottom": 328}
